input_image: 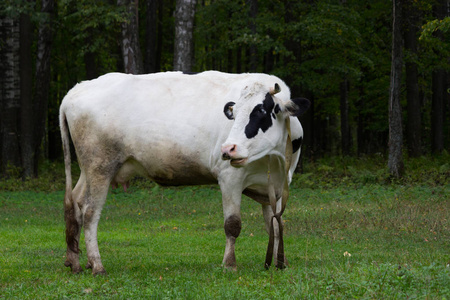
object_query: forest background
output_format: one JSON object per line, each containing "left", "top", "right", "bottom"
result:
{"left": 0, "top": 0, "right": 449, "bottom": 180}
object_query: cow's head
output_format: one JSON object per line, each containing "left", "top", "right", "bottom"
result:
{"left": 221, "top": 82, "right": 310, "bottom": 167}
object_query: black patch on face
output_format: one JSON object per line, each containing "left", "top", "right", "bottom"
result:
{"left": 292, "top": 137, "right": 303, "bottom": 153}
{"left": 245, "top": 93, "right": 276, "bottom": 139}
{"left": 271, "top": 104, "right": 281, "bottom": 119}
{"left": 274, "top": 104, "right": 281, "bottom": 114}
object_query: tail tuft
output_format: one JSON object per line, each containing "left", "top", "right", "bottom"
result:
{"left": 65, "top": 196, "right": 80, "bottom": 254}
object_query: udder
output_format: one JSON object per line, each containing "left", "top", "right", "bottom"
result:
{"left": 111, "top": 159, "right": 146, "bottom": 191}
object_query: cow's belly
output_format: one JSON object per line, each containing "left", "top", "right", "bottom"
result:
{"left": 105, "top": 117, "right": 223, "bottom": 186}
{"left": 143, "top": 153, "right": 217, "bottom": 186}
{"left": 113, "top": 148, "right": 217, "bottom": 187}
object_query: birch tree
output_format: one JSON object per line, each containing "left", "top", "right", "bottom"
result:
{"left": 173, "top": 0, "right": 196, "bottom": 72}
{"left": 118, "top": 0, "right": 144, "bottom": 74}
{"left": 0, "top": 17, "right": 21, "bottom": 177}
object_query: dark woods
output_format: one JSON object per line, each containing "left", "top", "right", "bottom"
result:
{"left": 0, "top": 0, "right": 449, "bottom": 179}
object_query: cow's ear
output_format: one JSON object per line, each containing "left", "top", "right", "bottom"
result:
{"left": 269, "top": 83, "right": 281, "bottom": 95}
{"left": 224, "top": 101, "right": 236, "bottom": 120}
{"left": 284, "top": 98, "right": 310, "bottom": 117}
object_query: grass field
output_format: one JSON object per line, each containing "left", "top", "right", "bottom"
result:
{"left": 1, "top": 155, "right": 449, "bottom": 299}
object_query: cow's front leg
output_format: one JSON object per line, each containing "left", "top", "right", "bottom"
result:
{"left": 262, "top": 202, "right": 287, "bottom": 268}
{"left": 223, "top": 213, "right": 241, "bottom": 270}
{"left": 220, "top": 189, "right": 242, "bottom": 270}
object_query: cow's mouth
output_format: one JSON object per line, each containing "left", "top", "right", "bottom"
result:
{"left": 230, "top": 158, "right": 248, "bottom": 167}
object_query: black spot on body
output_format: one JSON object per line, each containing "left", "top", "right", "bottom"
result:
{"left": 292, "top": 137, "right": 303, "bottom": 153}
{"left": 245, "top": 93, "right": 277, "bottom": 139}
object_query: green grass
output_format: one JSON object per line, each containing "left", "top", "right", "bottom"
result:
{"left": 1, "top": 155, "right": 450, "bottom": 299}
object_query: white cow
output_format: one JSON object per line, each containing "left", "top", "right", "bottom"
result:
{"left": 60, "top": 71, "right": 310, "bottom": 275}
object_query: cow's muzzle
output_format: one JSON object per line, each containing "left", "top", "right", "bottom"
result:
{"left": 221, "top": 144, "right": 248, "bottom": 167}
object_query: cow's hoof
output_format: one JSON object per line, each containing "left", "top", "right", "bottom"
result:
{"left": 223, "top": 264, "right": 237, "bottom": 272}
{"left": 93, "top": 268, "right": 107, "bottom": 276}
{"left": 72, "top": 266, "right": 83, "bottom": 274}
{"left": 64, "top": 260, "right": 83, "bottom": 274}
{"left": 86, "top": 262, "right": 106, "bottom": 275}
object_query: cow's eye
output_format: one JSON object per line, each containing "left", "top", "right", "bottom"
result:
{"left": 254, "top": 104, "right": 266, "bottom": 115}
{"left": 259, "top": 107, "right": 267, "bottom": 114}
{"left": 224, "top": 102, "right": 235, "bottom": 120}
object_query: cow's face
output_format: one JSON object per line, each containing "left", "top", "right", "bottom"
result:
{"left": 221, "top": 83, "right": 310, "bottom": 167}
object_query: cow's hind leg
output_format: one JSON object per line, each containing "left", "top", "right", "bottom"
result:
{"left": 64, "top": 173, "right": 86, "bottom": 273}
{"left": 82, "top": 176, "right": 110, "bottom": 275}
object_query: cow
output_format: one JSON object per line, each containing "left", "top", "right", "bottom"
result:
{"left": 59, "top": 71, "right": 310, "bottom": 275}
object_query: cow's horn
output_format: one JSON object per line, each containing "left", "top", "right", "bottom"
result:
{"left": 270, "top": 83, "right": 281, "bottom": 95}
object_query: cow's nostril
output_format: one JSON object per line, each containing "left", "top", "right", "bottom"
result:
{"left": 221, "top": 144, "right": 237, "bottom": 160}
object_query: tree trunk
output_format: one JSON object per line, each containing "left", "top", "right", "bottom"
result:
{"left": 83, "top": 28, "right": 98, "bottom": 80}
{"left": 227, "top": 10, "right": 234, "bottom": 74}
{"left": 301, "top": 94, "right": 314, "bottom": 158}
{"left": 173, "top": 0, "right": 196, "bottom": 72}
{"left": 118, "top": 0, "right": 144, "bottom": 74}
{"left": 20, "top": 10, "right": 34, "bottom": 179}
{"left": 236, "top": 47, "right": 242, "bottom": 73}
{"left": 431, "top": 0, "right": 446, "bottom": 154}
{"left": 340, "top": 79, "right": 351, "bottom": 156}
{"left": 227, "top": 48, "right": 233, "bottom": 73}
{"left": 48, "top": 70, "right": 62, "bottom": 161}
{"left": 33, "top": 0, "right": 55, "bottom": 176}
{"left": 356, "top": 97, "right": 364, "bottom": 155}
{"left": 0, "top": 17, "right": 21, "bottom": 177}
{"left": 404, "top": 7, "right": 421, "bottom": 157}
{"left": 432, "top": 70, "right": 445, "bottom": 153}
{"left": 84, "top": 49, "right": 98, "bottom": 80}
{"left": 155, "top": 0, "right": 163, "bottom": 72}
{"left": 145, "top": 0, "right": 158, "bottom": 73}
{"left": 388, "top": 0, "right": 404, "bottom": 178}
{"left": 247, "top": 0, "right": 257, "bottom": 72}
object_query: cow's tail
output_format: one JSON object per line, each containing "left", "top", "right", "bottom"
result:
{"left": 60, "top": 110, "right": 80, "bottom": 254}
